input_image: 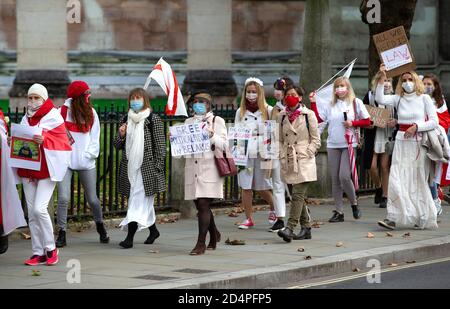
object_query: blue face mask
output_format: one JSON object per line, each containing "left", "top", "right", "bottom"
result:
{"left": 193, "top": 102, "right": 207, "bottom": 115}
{"left": 130, "top": 99, "right": 144, "bottom": 112}
{"left": 425, "top": 86, "right": 434, "bottom": 95}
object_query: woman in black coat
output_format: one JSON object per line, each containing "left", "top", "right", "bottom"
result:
{"left": 114, "top": 88, "right": 166, "bottom": 249}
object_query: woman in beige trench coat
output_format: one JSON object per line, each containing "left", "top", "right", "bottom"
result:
{"left": 276, "top": 85, "right": 321, "bottom": 242}
{"left": 184, "top": 91, "right": 228, "bottom": 255}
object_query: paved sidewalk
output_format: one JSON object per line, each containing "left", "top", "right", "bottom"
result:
{"left": 1, "top": 197, "right": 450, "bottom": 289}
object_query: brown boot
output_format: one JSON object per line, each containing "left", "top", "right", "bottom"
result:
{"left": 190, "top": 242, "right": 206, "bottom": 255}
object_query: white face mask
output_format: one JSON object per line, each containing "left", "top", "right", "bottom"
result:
{"left": 27, "top": 98, "right": 44, "bottom": 117}
{"left": 246, "top": 92, "right": 258, "bottom": 102}
{"left": 402, "top": 81, "right": 415, "bottom": 94}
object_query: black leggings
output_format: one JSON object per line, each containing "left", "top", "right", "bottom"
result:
{"left": 194, "top": 198, "right": 217, "bottom": 244}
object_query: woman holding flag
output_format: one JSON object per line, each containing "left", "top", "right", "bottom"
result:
{"left": 376, "top": 65, "right": 439, "bottom": 230}
{"left": 114, "top": 88, "right": 166, "bottom": 249}
{"left": 18, "top": 84, "right": 72, "bottom": 266}
{"left": 1, "top": 109, "right": 27, "bottom": 254}
{"left": 311, "top": 77, "right": 371, "bottom": 223}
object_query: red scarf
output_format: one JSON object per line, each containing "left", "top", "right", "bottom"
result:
{"left": 285, "top": 105, "right": 302, "bottom": 123}
{"left": 245, "top": 100, "right": 259, "bottom": 113}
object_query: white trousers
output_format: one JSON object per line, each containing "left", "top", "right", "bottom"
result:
{"left": 271, "top": 159, "right": 286, "bottom": 218}
{"left": 22, "top": 178, "right": 56, "bottom": 256}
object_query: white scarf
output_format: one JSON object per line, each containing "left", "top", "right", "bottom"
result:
{"left": 126, "top": 108, "right": 151, "bottom": 187}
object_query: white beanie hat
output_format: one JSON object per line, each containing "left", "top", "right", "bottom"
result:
{"left": 28, "top": 83, "right": 48, "bottom": 101}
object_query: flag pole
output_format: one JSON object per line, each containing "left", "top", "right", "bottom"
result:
{"left": 316, "top": 58, "right": 357, "bottom": 92}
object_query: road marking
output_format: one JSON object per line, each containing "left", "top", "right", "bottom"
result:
{"left": 288, "top": 256, "right": 450, "bottom": 289}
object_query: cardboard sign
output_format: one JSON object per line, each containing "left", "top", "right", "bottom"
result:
{"left": 9, "top": 123, "right": 42, "bottom": 171}
{"left": 373, "top": 26, "right": 416, "bottom": 78}
{"left": 364, "top": 105, "right": 391, "bottom": 128}
{"left": 169, "top": 123, "right": 211, "bottom": 156}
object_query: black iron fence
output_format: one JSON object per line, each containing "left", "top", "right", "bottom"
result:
{"left": 5, "top": 105, "right": 375, "bottom": 220}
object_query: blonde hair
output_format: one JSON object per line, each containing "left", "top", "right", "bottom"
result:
{"left": 370, "top": 72, "right": 393, "bottom": 93}
{"left": 395, "top": 71, "right": 425, "bottom": 96}
{"left": 239, "top": 81, "right": 269, "bottom": 120}
{"left": 331, "top": 77, "right": 356, "bottom": 106}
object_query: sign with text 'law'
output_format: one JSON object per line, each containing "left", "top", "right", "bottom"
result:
{"left": 169, "top": 123, "right": 211, "bottom": 156}
{"left": 373, "top": 26, "right": 416, "bottom": 78}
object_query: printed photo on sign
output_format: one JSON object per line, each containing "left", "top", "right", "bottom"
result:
{"left": 261, "top": 120, "right": 279, "bottom": 159}
{"left": 10, "top": 138, "right": 40, "bottom": 161}
{"left": 169, "top": 123, "right": 211, "bottom": 157}
{"left": 9, "top": 123, "right": 42, "bottom": 171}
{"left": 231, "top": 139, "right": 248, "bottom": 166}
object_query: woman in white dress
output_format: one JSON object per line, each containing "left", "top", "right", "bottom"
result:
{"left": 235, "top": 77, "right": 274, "bottom": 229}
{"left": 114, "top": 88, "right": 166, "bottom": 248}
{"left": 376, "top": 64, "right": 438, "bottom": 230}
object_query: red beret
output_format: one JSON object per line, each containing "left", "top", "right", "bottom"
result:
{"left": 67, "top": 81, "right": 90, "bottom": 99}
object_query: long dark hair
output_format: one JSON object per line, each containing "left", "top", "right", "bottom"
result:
{"left": 423, "top": 74, "right": 444, "bottom": 107}
{"left": 72, "top": 94, "right": 94, "bottom": 131}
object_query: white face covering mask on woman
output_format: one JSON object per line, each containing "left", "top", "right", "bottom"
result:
{"left": 27, "top": 98, "right": 44, "bottom": 117}
{"left": 402, "top": 81, "right": 415, "bottom": 94}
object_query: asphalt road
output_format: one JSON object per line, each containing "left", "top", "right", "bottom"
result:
{"left": 287, "top": 258, "right": 450, "bottom": 289}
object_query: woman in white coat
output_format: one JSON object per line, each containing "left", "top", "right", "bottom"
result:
{"left": 184, "top": 91, "right": 227, "bottom": 255}
{"left": 376, "top": 64, "right": 439, "bottom": 230}
{"left": 235, "top": 77, "right": 274, "bottom": 229}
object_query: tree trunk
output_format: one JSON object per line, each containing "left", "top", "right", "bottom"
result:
{"left": 300, "top": 0, "right": 331, "bottom": 106}
{"left": 360, "top": 0, "right": 417, "bottom": 85}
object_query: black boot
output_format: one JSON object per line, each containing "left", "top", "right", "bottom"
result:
{"left": 119, "top": 222, "right": 137, "bottom": 249}
{"left": 329, "top": 210, "right": 344, "bottom": 223}
{"left": 374, "top": 187, "right": 383, "bottom": 204}
{"left": 293, "top": 227, "right": 312, "bottom": 240}
{"left": 379, "top": 197, "right": 387, "bottom": 209}
{"left": 144, "top": 224, "right": 160, "bottom": 244}
{"left": 351, "top": 204, "right": 362, "bottom": 219}
{"left": 55, "top": 229, "right": 66, "bottom": 248}
{"left": 96, "top": 222, "right": 110, "bottom": 244}
{"left": 277, "top": 227, "right": 294, "bottom": 243}
{"left": 0, "top": 235, "right": 8, "bottom": 254}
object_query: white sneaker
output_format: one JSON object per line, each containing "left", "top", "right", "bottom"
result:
{"left": 434, "top": 198, "right": 443, "bottom": 216}
{"left": 268, "top": 211, "right": 277, "bottom": 225}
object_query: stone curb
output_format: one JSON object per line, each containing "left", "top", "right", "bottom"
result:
{"left": 133, "top": 235, "right": 450, "bottom": 289}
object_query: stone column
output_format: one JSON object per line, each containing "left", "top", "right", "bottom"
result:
{"left": 300, "top": 0, "right": 331, "bottom": 98}
{"left": 9, "top": 0, "right": 70, "bottom": 108}
{"left": 182, "top": 0, "right": 237, "bottom": 106}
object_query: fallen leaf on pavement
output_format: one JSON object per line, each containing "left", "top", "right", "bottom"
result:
{"left": 336, "top": 241, "right": 344, "bottom": 247}
{"left": 304, "top": 256, "right": 312, "bottom": 260}
{"left": 31, "top": 270, "right": 41, "bottom": 276}
{"left": 228, "top": 212, "right": 239, "bottom": 217}
{"left": 297, "top": 247, "right": 305, "bottom": 252}
{"left": 406, "top": 260, "right": 416, "bottom": 264}
{"left": 386, "top": 232, "right": 394, "bottom": 237}
{"left": 403, "top": 232, "right": 411, "bottom": 238}
{"left": 367, "top": 232, "right": 375, "bottom": 238}
{"left": 352, "top": 267, "right": 360, "bottom": 272}
{"left": 225, "top": 238, "right": 245, "bottom": 245}
{"left": 388, "top": 263, "right": 398, "bottom": 267}
{"left": 234, "top": 221, "right": 241, "bottom": 226}
{"left": 148, "top": 250, "right": 159, "bottom": 254}
{"left": 21, "top": 233, "right": 31, "bottom": 240}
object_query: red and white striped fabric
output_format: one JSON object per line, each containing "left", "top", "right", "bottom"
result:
{"left": 144, "top": 57, "right": 187, "bottom": 117}
{"left": 20, "top": 106, "right": 72, "bottom": 182}
{"left": 344, "top": 128, "right": 359, "bottom": 191}
{"left": 1, "top": 111, "right": 27, "bottom": 235}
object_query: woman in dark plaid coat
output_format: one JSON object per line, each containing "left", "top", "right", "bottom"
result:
{"left": 114, "top": 88, "right": 166, "bottom": 249}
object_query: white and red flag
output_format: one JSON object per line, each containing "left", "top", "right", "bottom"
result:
{"left": 344, "top": 128, "right": 359, "bottom": 191}
{"left": 20, "top": 102, "right": 72, "bottom": 182}
{"left": 144, "top": 57, "right": 187, "bottom": 117}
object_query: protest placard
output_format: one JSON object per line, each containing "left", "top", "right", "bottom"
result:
{"left": 373, "top": 26, "right": 416, "bottom": 78}
{"left": 228, "top": 125, "right": 252, "bottom": 166}
{"left": 364, "top": 105, "right": 391, "bottom": 128}
{"left": 261, "top": 120, "right": 278, "bottom": 160}
{"left": 169, "top": 123, "right": 211, "bottom": 156}
{"left": 9, "top": 123, "right": 42, "bottom": 171}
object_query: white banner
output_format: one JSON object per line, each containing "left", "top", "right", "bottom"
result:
{"left": 9, "top": 123, "right": 42, "bottom": 171}
{"left": 169, "top": 123, "right": 211, "bottom": 156}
